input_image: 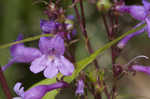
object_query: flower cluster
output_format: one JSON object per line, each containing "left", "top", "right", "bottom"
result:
{"left": 40, "top": 15, "right": 76, "bottom": 40}
{"left": 3, "top": 0, "right": 150, "bottom": 99}
{"left": 2, "top": 5, "right": 77, "bottom": 98}
{"left": 6, "top": 17, "right": 76, "bottom": 98}
{"left": 2, "top": 10, "right": 77, "bottom": 78}
{"left": 114, "top": 0, "right": 150, "bottom": 77}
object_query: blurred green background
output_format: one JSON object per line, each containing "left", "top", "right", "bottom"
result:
{"left": 0, "top": 0, "right": 150, "bottom": 99}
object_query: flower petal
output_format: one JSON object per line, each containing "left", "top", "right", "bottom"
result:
{"left": 142, "top": 0, "right": 150, "bottom": 13}
{"left": 2, "top": 58, "right": 16, "bottom": 71}
{"left": 129, "top": 5, "right": 146, "bottom": 20}
{"left": 23, "top": 81, "right": 68, "bottom": 99}
{"left": 40, "top": 19, "right": 56, "bottom": 33}
{"left": 145, "top": 17, "right": 150, "bottom": 37}
{"left": 10, "top": 35, "right": 42, "bottom": 63}
{"left": 76, "top": 80, "right": 84, "bottom": 95}
{"left": 132, "top": 65, "right": 150, "bottom": 75}
{"left": 24, "top": 85, "right": 48, "bottom": 99}
{"left": 117, "top": 22, "right": 145, "bottom": 49}
{"left": 30, "top": 55, "right": 47, "bottom": 74}
{"left": 13, "top": 97, "right": 22, "bottom": 99}
{"left": 43, "top": 59, "right": 58, "bottom": 78}
{"left": 39, "top": 35, "right": 65, "bottom": 55}
{"left": 67, "top": 15, "right": 74, "bottom": 20}
{"left": 49, "top": 35, "right": 65, "bottom": 55}
{"left": 16, "top": 34, "right": 24, "bottom": 41}
{"left": 58, "top": 56, "right": 74, "bottom": 76}
{"left": 117, "top": 28, "right": 145, "bottom": 48}
{"left": 12, "top": 46, "right": 42, "bottom": 63}
{"left": 116, "top": 5, "right": 146, "bottom": 20}
{"left": 39, "top": 37, "right": 52, "bottom": 54}
{"left": 13, "top": 82, "right": 24, "bottom": 97}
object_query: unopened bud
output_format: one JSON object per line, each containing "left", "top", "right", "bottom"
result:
{"left": 96, "top": 0, "right": 111, "bottom": 11}
{"left": 65, "top": 19, "right": 74, "bottom": 30}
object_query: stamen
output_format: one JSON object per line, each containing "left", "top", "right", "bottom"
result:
{"left": 125, "top": 55, "right": 149, "bottom": 66}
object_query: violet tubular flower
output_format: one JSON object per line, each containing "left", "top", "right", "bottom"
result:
{"left": 75, "top": 80, "right": 84, "bottom": 95}
{"left": 2, "top": 34, "right": 42, "bottom": 71}
{"left": 132, "top": 65, "right": 150, "bottom": 75}
{"left": 13, "top": 81, "right": 68, "bottom": 99}
{"left": 116, "top": 0, "right": 150, "bottom": 48}
{"left": 30, "top": 35, "right": 74, "bottom": 78}
{"left": 3, "top": 34, "right": 74, "bottom": 78}
{"left": 116, "top": 0, "right": 150, "bottom": 21}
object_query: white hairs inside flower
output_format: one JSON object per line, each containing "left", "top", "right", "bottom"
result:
{"left": 13, "top": 97, "right": 22, "bottom": 99}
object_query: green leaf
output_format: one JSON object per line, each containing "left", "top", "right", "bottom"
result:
{"left": 64, "top": 23, "right": 145, "bottom": 83}
{"left": 0, "top": 34, "right": 53, "bottom": 49}
{"left": 30, "top": 23, "right": 145, "bottom": 99}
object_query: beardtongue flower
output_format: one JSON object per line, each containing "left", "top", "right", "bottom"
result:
{"left": 75, "top": 80, "right": 84, "bottom": 95}
{"left": 30, "top": 35, "right": 74, "bottom": 78}
{"left": 2, "top": 34, "right": 42, "bottom": 71}
{"left": 132, "top": 65, "right": 150, "bottom": 75}
{"left": 116, "top": 0, "right": 150, "bottom": 48}
{"left": 116, "top": 0, "right": 150, "bottom": 20}
{"left": 13, "top": 81, "right": 68, "bottom": 99}
{"left": 3, "top": 34, "right": 74, "bottom": 78}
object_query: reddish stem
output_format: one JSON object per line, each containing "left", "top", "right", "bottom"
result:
{"left": 73, "top": 0, "right": 99, "bottom": 70}
{"left": 0, "top": 67, "right": 12, "bottom": 99}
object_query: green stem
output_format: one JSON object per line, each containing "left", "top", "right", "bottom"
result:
{"left": 65, "top": 23, "right": 146, "bottom": 82}
{"left": 0, "top": 34, "right": 53, "bottom": 49}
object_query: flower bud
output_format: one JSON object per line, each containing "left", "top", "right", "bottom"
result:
{"left": 96, "top": 0, "right": 111, "bottom": 11}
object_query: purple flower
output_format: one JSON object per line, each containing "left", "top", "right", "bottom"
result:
{"left": 30, "top": 35, "right": 74, "bottom": 78}
{"left": 40, "top": 19, "right": 56, "bottom": 33}
{"left": 116, "top": 4, "right": 146, "bottom": 21}
{"left": 117, "top": 22, "right": 145, "bottom": 48}
{"left": 75, "top": 80, "right": 84, "bottom": 95}
{"left": 132, "top": 65, "right": 150, "bottom": 75}
{"left": 67, "top": 15, "right": 75, "bottom": 20}
{"left": 40, "top": 15, "right": 76, "bottom": 40}
{"left": 2, "top": 34, "right": 42, "bottom": 71}
{"left": 13, "top": 81, "right": 68, "bottom": 99}
{"left": 3, "top": 34, "right": 74, "bottom": 78}
{"left": 117, "top": 0, "right": 150, "bottom": 36}
{"left": 116, "top": 0, "right": 150, "bottom": 48}
{"left": 116, "top": 0, "right": 150, "bottom": 20}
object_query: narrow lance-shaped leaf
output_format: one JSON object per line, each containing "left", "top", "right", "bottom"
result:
{"left": 0, "top": 34, "right": 53, "bottom": 49}
{"left": 64, "top": 23, "right": 146, "bottom": 82}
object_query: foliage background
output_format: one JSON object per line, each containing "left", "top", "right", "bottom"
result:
{"left": 0, "top": 0, "right": 150, "bottom": 99}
